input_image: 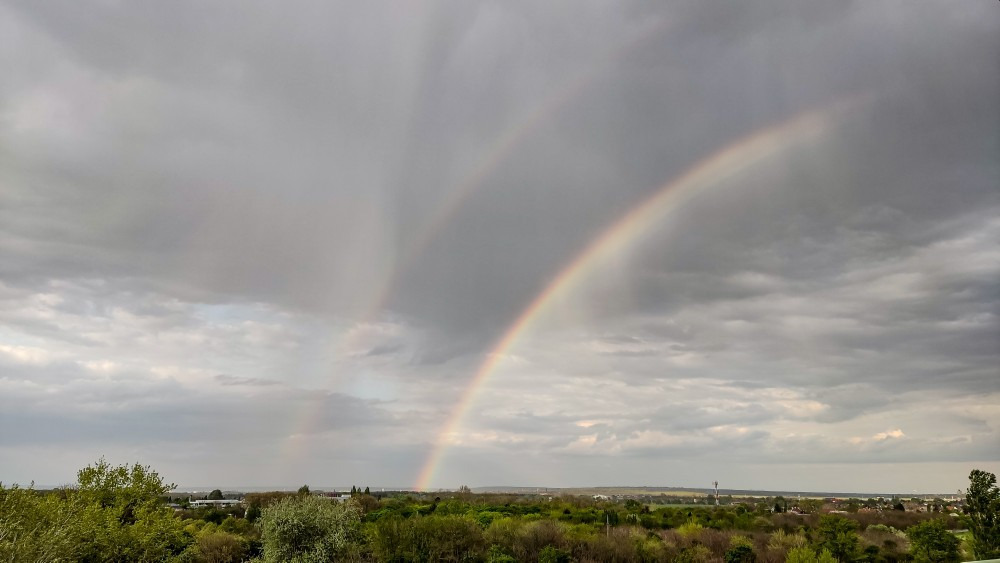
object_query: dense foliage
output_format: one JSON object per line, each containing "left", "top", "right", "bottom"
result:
{"left": 1, "top": 463, "right": 995, "bottom": 562}
{"left": 965, "top": 469, "right": 1000, "bottom": 560}
{"left": 258, "top": 495, "right": 360, "bottom": 562}
{"left": 1, "top": 459, "right": 187, "bottom": 562}
{"left": 906, "top": 519, "right": 960, "bottom": 563}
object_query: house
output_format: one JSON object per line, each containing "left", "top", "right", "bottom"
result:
{"left": 190, "top": 499, "right": 243, "bottom": 508}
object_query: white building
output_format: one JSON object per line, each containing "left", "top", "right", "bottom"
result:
{"left": 190, "top": 499, "right": 243, "bottom": 508}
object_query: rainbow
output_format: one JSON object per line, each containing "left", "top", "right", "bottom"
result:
{"left": 357, "top": 17, "right": 671, "bottom": 321}
{"left": 280, "top": 19, "right": 670, "bottom": 463}
{"left": 414, "top": 97, "right": 866, "bottom": 490}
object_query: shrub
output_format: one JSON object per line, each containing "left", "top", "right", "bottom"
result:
{"left": 485, "top": 517, "right": 525, "bottom": 551}
{"left": 726, "top": 543, "right": 757, "bottom": 563}
{"left": 486, "top": 544, "right": 517, "bottom": 562}
{"left": 678, "top": 521, "right": 705, "bottom": 539}
{"left": 0, "top": 485, "right": 82, "bottom": 562}
{"left": 539, "top": 544, "right": 572, "bottom": 563}
{"left": 907, "top": 519, "right": 960, "bottom": 563}
{"left": 785, "top": 546, "right": 837, "bottom": 563}
{"left": 258, "top": 495, "right": 360, "bottom": 562}
{"left": 194, "top": 532, "right": 246, "bottom": 563}
{"left": 413, "top": 515, "right": 486, "bottom": 562}
{"left": 677, "top": 544, "right": 712, "bottom": 563}
{"left": 816, "top": 515, "right": 859, "bottom": 561}
{"left": 768, "top": 530, "right": 807, "bottom": 552}
{"left": 513, "top": 520, "right": 569, "bottom": 561}
{"left": 369, "top": 515, "right": 417, "bottom": 562}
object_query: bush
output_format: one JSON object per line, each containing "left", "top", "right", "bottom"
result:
{"left": 768, "top": 530, "right": 807, "bottom": 552}
{"left": 539, "top": 544, "right": 572, "bottom": 563}
{"left": 907, "top": 519, "right": 960, "bottom": 563}
{"left": 571, "top": 526, "right": 647, "bottom": 562}
{"left": 72, "top": 459, "right": 189, "bottom": 562}
{"left": 861, "top": 524, "right": 908, "bottom": 560}
{"left": 678, "top": 521, "right": 704, "bottom": 539}
{"left": 369, "top": 515, "right": 418, "bottom": 562}
{"left": 258, "top": 495, "right": 360, "bottom": 562}
{"left": 0, "top": 485, "right": 82, "bottom": 562}
{"left": 487, "top": 544, "right": 517, "bottom": 562}
{"left": 677, "top": 544, "right": 712, "bottom": 563}
{"left": 194, "top": 532, "right": 246, "bottom": 563}
{"left": 816, "top": 515, "right": 859, "bottom": 561}
{"left": 785, "top": 546, "right": 837, "bottom": 563}
{"left": 485, "top": 517, "right": 525, "bottom": 551}
{"left": 370, "top": 514, "right": 485, "bottom": 562}
{"left": 726, "top": 544, "right": 757, "bottom": 563}
{"left": 513, "top": 520, "right": 568, "bottom": 561}
{"left": 413, "top": 515, "right": 486, "bottom": 562}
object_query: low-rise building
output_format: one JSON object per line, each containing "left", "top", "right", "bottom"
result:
{"left": 190, "top": 499, "right": 243, "bottom": 508}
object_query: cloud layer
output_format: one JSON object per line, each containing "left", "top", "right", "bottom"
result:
{"left": 1, "top": 0, "right": 997, "bottom": 492}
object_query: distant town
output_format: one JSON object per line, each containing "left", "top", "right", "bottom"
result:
{"left": 169, "top": 484, "right": 968, "bottom": 514}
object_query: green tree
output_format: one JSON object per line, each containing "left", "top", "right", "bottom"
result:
{"left": 193, "top": 531, "right": 247, "bottom": 563}
{"left": 75, "top": 458, "right": 174, "bottom": 513}
{"left": 539, "top": 544, "right": 571, "bottom": 563}
{"left": 907, "top": 519, "right": 960, "bottom": 563}
{"left": 74, "top": 459, "right": 188, "bottom": 563}
{"left": 726, "top": 535, "right": 757, "bottom": 563}
{"left": 2, "top": 459, "right": 193, "bottom": 563}
{"left": 775, "top": 496, "right": 788, "bottom": 513}
{"left": 208, "top": 488, "right": 224, "bottom": 500}
{"left": 966, "top": 469, "right": 1000, "bottom": 560}
{"left": 785, "top": 546, "right": 837, "bottom": 563}
{"left": 297, "top": 484, "right": 310, "bottom": 495}
{"left": 245, "top": 504, "right": 262, "bottom": 522}
{"left": 769, "top": 530, "right": 807, "bottom": 553}
{"left": 258, "top": 494, "right": 360, "bottom": 562}
{"left": 0, "top": 484, "right": 82, "bottom": 562}
{"left": 726, "top": 544, "right": 757, "bottom": 563}
{"left": 413, "top": 515, "right": 487, "bottom": 562}
{"left": 371, "top": 514, "right": 486, "bottom": 562}
{"left": 370, "top": 515, "right": 419, "bottom": 562}
{"left": 816, "top": 515, "right": 859, "bottom": 562}
{"left": 786, "top": 546, "right": 838, "bottom": 563}
{"left": 487, "top": 544, "right": 518, "bottom": 563}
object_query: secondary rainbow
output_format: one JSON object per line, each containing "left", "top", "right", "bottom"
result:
{"left": 414, "top": 98, "right": 865, "bottom": 490}
{"left": 356, "top": 17, "right": 671, "bottom": 321}
{"left": 280, "top": 20, "right": 670, "bottom": 465}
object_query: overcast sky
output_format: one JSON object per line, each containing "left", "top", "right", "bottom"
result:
{"left": 1, "top": 1, "right": 997, "bottom": 494}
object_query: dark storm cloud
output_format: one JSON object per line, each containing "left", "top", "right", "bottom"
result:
{"left": 4, "top": 0, "right": 995, "bottom": 334}
{"left": 1, "top": 0, "right": 997, "bottom": 488}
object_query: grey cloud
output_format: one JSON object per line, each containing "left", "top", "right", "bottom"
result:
{"left": 214, "top": 374, "right": 281, "bottom": 387}
{"left": 0, "top": 361, "right": 406, "bottom": 449}
{"left": 1, "top": 0, "right": 997, "bottom": 490}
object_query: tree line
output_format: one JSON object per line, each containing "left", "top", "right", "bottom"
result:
{"left": 1, "top": 461, "right": 997, "bottom": 562}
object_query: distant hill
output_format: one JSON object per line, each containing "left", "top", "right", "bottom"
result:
{"left": 470, "top": 485, "right": 956, "bottom": 499}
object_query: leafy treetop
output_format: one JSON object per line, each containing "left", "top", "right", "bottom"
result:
{"left": 966, "top": 469, "right": 1000, "bottom": 560}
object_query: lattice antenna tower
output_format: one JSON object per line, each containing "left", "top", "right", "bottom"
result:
{"left": 714, "top": 481, "right": 719, "bottom": 506}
